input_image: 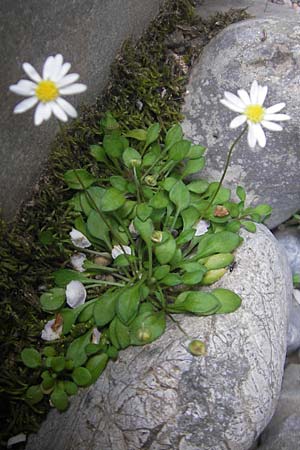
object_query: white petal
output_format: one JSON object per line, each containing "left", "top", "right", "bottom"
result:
{"left": 257, "top": 85, "right": 268, "bottom": 105}
{"left": 263, "top": 113, "right": 290, "bottom": 122}
{"left": 7, "top": 433, "right": 27, "bottom": 447}
{"left": 92, "top": 328, "right": 101, "bottom": 344}
{"left": 41, "top": 319, "right": 62, "bottom": 341}
{"left": 34, "top": 102, "right": 46, "bottom": 126}
{"left": 59, "top": 83, "right": 87, "bottom": 95}
{"left": 237, "top": 89, "right": 251, "bottom": 105}
{"left": 13, "top": 96, "right": 38, "bottom": 114}
{"left": 247, "top": 123, "right": 257, "bottom": 148}
{"left": 250, "top": 80, "right": 259, "bottom": 104}
{"left": 10, "top": 79, "right": 37, "bottom": 96}
{"left": 265, "top": 102, "right": 286, "bottom": 114}
{"left": 70, "top": 228, "right": 91, "bottom": 248}
{"left": 224, "top": 91, "right": 245, "bottom": 109}
{"left": 111, "top": 245, "right": 132, "bottom": 259}
{"left": 55, "top": 97, "right": 78, "bottom": 118}
{"left": 51, "top": 54, "right": 64, "bottom": 80}
{"left": 22, "top": 62, "right": 41, "bottom": 82}
{"left": 229, "top": 114, "right": 247, "bottom": 129}
{"left": 261, "top": 120, "right": 283, "bottom": 131}
{"left": 42, "top": 102, "right": 52, "bottom": 121}
{"left": 220, "top": 98, "right": 244, "bottom": 113}
{"left": 43, "top": 56, "right": 56, "bottom": 79}
{"left": 57, "top": 73, "right": 80, "bottom": 88}
{"left": 51, "top": 102, "right": 68, "bottom": 122}
{"left": 254, "top": 123, "right": 266, "bottom": 148}
{"left": 53, "top": 62, "right": 71, "bottom": 82}
{"left": 66, "top": 280, "right": 86, "bottom": 308}
{"left": 194, "top": 219, "right": 209, "bottom": 237}
{"left": 70, "top": 252, "right": 86, "bottom": 272}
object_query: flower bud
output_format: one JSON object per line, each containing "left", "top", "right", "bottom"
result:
{"left": 214, "top": 205, "right": 229, "bottom": 217}
{"left": 188, "top": 340, "right": 206, "bottom": 356}
{"left": 151, "top": 231, "right": 163, "bottom": 243}
{"left": 137, "top": 329, "right": 152, "bottom": 342}
{"left": 145, "top": 175, "right": 157, "bottom": 186}
{"left": 202, "top": 268, "right": 227, "bottom": 285}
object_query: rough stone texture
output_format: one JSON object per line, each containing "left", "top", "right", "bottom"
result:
{"left": 287, "top": 290, "right": 300, "bottom": 354}
{"left": 274, "top": 227, "right": 300, "bottom": 275}
{"left": 259, "top": 365, "right": 300, "bottom": 450}
{"left": 26, "top": 225, "right": 292, "bottom": 450}
{"left": 0, "top": 0, "right": 162, "bottom": 220}
{"left": 182, "top": 18, "right": 300, "bottom": 229}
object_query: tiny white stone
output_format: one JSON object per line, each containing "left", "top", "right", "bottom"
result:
{"left": 66, "top": 280, "right": 87, "bottom": 308}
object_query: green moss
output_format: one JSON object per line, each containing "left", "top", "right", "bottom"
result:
{"left": 0, "top": 1, "right": 248, "bottom": 446}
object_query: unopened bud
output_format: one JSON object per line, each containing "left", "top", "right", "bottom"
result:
{"left": 131, "top": 159, "right": 141, "bottom": 167}
{"left": 214, "top": 205, "right": 229, "bottom": 217}
{"left": 145, "top": 175, "right": 157, "bottom": 187}
{"left": 188, "top": 340, "right": 206, "bottom": 356}
{"left": 151, "top": 231, "right": 163, "bottom": 243}
{"left": 137, "top": 329, "right": 152, "bottom": 342}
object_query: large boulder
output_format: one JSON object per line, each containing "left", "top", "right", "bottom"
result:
{"left": 26, "top": 225, "right": 292, "bottom": 450}
{"left": 182, "top": 18, "right": 300, "bottom": 229}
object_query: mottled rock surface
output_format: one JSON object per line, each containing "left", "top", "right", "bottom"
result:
{"left": 26, "top": 225, "right": 292, "bottom": 450}
{"left": 274, "top": 227, "right": 300, "bottom": 275}
{"left": 259, "top": 364, "right": 300, "bottom": 450}
{"left": 182, "top": 18, "right": 300, "bottom": 229}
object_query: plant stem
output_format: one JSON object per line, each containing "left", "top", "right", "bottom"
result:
{"left": 85, "top": 280, "right": 125, "bottom": 288}
{"left": 206, "top": 125, "right": 247, "bottom": 211}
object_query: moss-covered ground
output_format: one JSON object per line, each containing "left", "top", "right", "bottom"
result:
{"left": 0, "top": 1, "right": 248, "bottom": 447}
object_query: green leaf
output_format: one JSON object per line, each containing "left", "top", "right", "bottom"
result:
{"left": 186, "top": 144, "right": 206, "bottom": 159}
{"left": 110, "top": 176, "right": 128, "bottom": 192}
{"left": 149, "top": 191, "right": 169, "bottom": 209}
{"left": 64, "top": 169, "right": 96, "bottom": 190}
{"left": 251, "top": 204, "right": 272, "bottom": 218}
{"left": 43, "top": 347, "right": 56, "bottom": 357}
{"left": 85, "top": 353, "right": 109, "bottom": 384}
{"left": 124, "top": 129, "right": 147, "bottom": 141}
{"left": 100, "top": 112, "right": 119, "bottom": 132}
{"left": 87, "top": 210, "right": 110, "bottom": 247}
{"left": 53, "top": 269, "right": 90, "bottom": 287}
{"left": 123, "top": 147, "right": 142, "bottom": 168}
{"left": 142, "top": 144, "right": 160, "bottom": 167}
{"left": 109, "top": 317, "right": 131, "bottom": 349}
{"left": 181, "top": 206, "right": 200, "bottom": 231}
{"left": 145, "top": 123, "right": 160, "bottom": 148}
{"left": 94, "top": 291, "right": 118, "bottom": 327}
{"left": 176, "top": 229, "right": 195, "bottom": 246}
{"left": 72, "top": 367, "right": 92, "bottom": 386}
{"left": 100, "top": 188, "right": 126, "bottom": 212}
{"left": 161, "top": 177, "right": 178, "bottom": 192}
{"left": 79, "top": 186, "right": 106, "bottom": 216}
{"left": 153, "top": 265, "right": 170, "bottom": 280}
{"left": 201, "top": 268, "right": 227, "bottom": 285}
{"left": 165, "top": 124, "right": 183, "bottom": 149}
{"left": 130, "top": 311, "right": 166, "bottom": 345}
{"left": 169, "top": 140, "right": 191, "bottom": 161}
{"left": 25, "top": 385, "right": 43, "bottom": 405}
{"left": 161, "top": 273, "right": 182, "bottom": 286}
{"left": 211, "top": 288, "right": 242, "bottom": 314}
{"left": 241, "top": 221, "right": 257, "bottom": 233}
{"left": 40, "top": 288, "right": 65, "bottom": 312}
{"left": 51, "top": 356, "right": 65, "bottom": 373}
{"left": 133, "top": 217, "right": 154, "bottom": 244}
{"left": 90, "top": 145, "right": 106, "bottom": 162}
{"left": 182, "top": 157, "right": 205, "bottom": 178}
{"left": 136, "top": 203, "right": 153, "bottom": 221}
{"left": 226, "top": 220, "right": 241, "bottom": 233}
{"left": 103, "top": 134, "right": 126, "bottom": 158}
{"left": 202, "top": 253, "right": 234, "bottom": 270}
{"left": 66, "top": 330, "right": 93, "bottom": 367}
{"left": 187, "top": 180, "right": 209, "bottom": 194}
{"left": 64, "top": 381, "right": 78, "bottom": 396}
{"left": 50, "top": 387, "right": 69, "bottom": 412}
{"left": 236, "top": 186, "right": 246, "bottom": 202}
{"left": 169, "top": 180, "right": 190, "bottom": 213}
{"left": 181, "top": 271, "right": 205, "bottom": 285}
{"left": 207, "top": 183, "right": 231, "bottom": 204}
{"left": 78, "top": 301, "right": 95, "bottom": 322}
{"left": 154, "top": 232, "right": 176, "bottom": 264}
{"left": 60, "top": 308, "right": 82, "bottom": 334}
{"left": 171, "top": 291, "right": 220, "bottom": 315}
{"left": 21, "top": 348, "right": 42, "bottom": 369}
{"left": 197, "top": 231, "right": 241, "bottom": 258}
{"left": 116, "top": 284, "right": 141, "bottom": 325}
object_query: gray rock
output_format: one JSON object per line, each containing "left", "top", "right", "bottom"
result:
{"left": 274, "top": 227, "right": 300, "bottom": 275}
{"left": 259, "top": 364, "right": 300, "bottom": 450}
{"left": 182, "top": 18, "right": 300, "bottom": 229}
{"left": 0, "top": 0, "right": 163, "bottom": 220}
{"left": 287, "top": 290, "right": 300, "bottom": 354}
{"left": 26, "top": 225, "right": 291, "bottom": 450}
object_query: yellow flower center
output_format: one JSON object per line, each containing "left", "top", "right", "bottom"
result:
{"left": 244, "top": 104, "right": 265, "bottom": 123}
{"left": 35, "top": 80, "right": 59, "bottom": 102}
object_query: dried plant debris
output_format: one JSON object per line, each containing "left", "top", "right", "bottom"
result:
{"left": 0, "top": 1, "right": 248, "bottom": 447}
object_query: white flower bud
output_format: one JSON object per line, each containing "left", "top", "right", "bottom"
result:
{"left": 66, "top": 280, "right": 87, "bottom": 308}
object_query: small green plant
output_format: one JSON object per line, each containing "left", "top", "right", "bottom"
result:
{"left": 21, "top": 115, "right": 272, "bottom": 411}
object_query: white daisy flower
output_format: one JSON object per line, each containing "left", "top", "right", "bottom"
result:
{"left": 66, "top": 280, "right": 87, "bottom": 308}
{"left": 9, "top": 54, "right": 87, "bottom": 126}
{"left": 220, "top": 80, "right": 290, "bottom": 148}
{"left": 70, "top": 228, "right": 91, "bottom": 248}
{"left": 111, "top": 244, "right": 132, "bottom": 259}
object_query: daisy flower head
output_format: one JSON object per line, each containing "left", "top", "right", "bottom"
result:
{"left": 220, "top": 80, "right": 290, "bottom": 148}
{"left": 9, "top": 54, "right": 87, "bottom": 126}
